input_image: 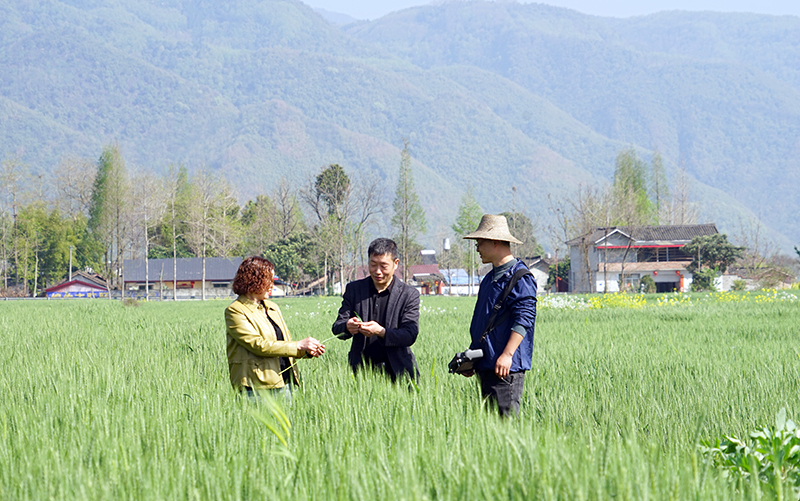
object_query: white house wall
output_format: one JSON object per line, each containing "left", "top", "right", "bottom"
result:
{"left": 596, "top": 272, "right": 695, "bottom": 293}
{"left": 595, "top": 277, "right": 621, "bottom": 293}
{"left": 62, "top": 283, "right": 106, "bottom": 293}
{"left": 570, "top": 246, "right": 603, "bottom": 293}
{"left": 530, "top": 268, "right": 549, "bottom": 295}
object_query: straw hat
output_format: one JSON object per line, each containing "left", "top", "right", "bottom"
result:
{"left": 462, "top": 214, "right": 522, "bottom": 244}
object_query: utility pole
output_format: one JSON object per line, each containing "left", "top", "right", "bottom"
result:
{"left": 554, "top": 247, "right": 559, "bottom": 293}
{"left": 69, "top": 246, "right": 73, "bottom": 281}
{"left": 443, "top": 238, "right": 451, "bottom": 296}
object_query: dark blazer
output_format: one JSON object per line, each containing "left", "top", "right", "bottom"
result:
{"left": 332, "top": 276, "right": 420, "bottom": 380}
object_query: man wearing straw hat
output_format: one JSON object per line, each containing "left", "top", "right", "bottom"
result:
{"left": 462, "top": 214, "right": 537, "bottom": 416}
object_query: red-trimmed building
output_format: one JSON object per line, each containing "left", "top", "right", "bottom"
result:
{"left": 566, "top": 224, "right": 718, "bottom": 293}
{"left": 44, "top": 271, "right": 109, "bottom": 299}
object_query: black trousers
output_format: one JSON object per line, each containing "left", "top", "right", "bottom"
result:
{"left": 477, "top": 370, "right": 526, "bottom": 417}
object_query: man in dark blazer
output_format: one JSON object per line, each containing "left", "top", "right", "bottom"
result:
{"left": 332, "top": 238, "right": 420, "bottom": 381}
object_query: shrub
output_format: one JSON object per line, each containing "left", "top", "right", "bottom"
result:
{"left": 639, "top": 275, "right": 656, "bottom": 293}
{"left": 731, "top": 279, "right": 747, "bottom": 291}
{"left": 691, "top": 268, "right": 718, "bottom": 292}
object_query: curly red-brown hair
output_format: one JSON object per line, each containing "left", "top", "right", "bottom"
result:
{"left": 232, "top": 256, "right": 274, "bottom": 295}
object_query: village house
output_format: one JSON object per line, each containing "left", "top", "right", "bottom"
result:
{"left": 44, "top": 270, "right": 109, "bottom": 298}
{"left": 522, "top": 255, "right": 559, "bottom": 294}
{"left": 475, "top": 256, "right": 553, "bottom": 295}
{"left": 566, "top": 224, "right": 719, "bottom": 293}
{"left": 123, "top": 257, "right": 243, "bottom": 299}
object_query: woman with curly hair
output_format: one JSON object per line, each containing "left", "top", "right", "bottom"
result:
{"left": 225, "top": 256, "right": 325, "bottom": 399}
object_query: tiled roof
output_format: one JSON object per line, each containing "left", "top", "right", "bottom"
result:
{"left": 123, "top": 257, "right": 243, "bottom": 282}
{"left": 419, "top": 250, "right": 438, "bottom": 265}
{"left": 567, "top": 224, "right": 718, "bottom": 246}
{"left": 72, "top": 270, "right": 108, "bottom": 288}
{"left": 44, "top": 276, "right": 108, "bottom": 293}
{"left": 523, "top": 255, "right": 556, "bottom": 270}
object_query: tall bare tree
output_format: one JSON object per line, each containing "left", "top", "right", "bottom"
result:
{"left": 211, "top": 188, "right": 242, "bottom": 259}
{"left": 185, "top": 168, "right": 240, "bottom": 300}
{"left": 649, "top": 150, "right": 670, "bottom": 225}
{"left": 161, "top": 165, "right": 191, "bottom": 299}
{"left": 130, "top": 168, "right": 166, "bottom": 300}
{"left": 274, "top": 178, "right": 305, "bottom": 240}
{"left": 303, "top": 164, "right": 384, "bottom": 293}
{"left": 303, "top": 164, "right": 350, "bottom": 293}
{"left": 0, "top": 209, "right": 9, "bottom": 291}
{"left": 52, "top": 155, "right": 96, "bottom": 220}
{"left": 14, "top": 203, "right": 46, "bottom": 296}
{"left": 349, "top": 174, "right": 385, "bottom": 282}
{"left": 567, "top": 184, "right": 611, "bottom": 293}
{"left": 241, "top": 194, "right": 278, "bottom": 257}
{"left": 0, "top": 153, "right": 29, "bottom": 291}
{"left": 729, "top": 215, "right": 794, "bottom": 288}
{"left": 666, "top": 164, "right": 698, "bottom": 225}
{"left": 502, "top": 210, "right": 542, "bottom": 260}
{"left": 391, "top": 140, "right": 427, "bottom": 282}
{"left": 452, "top": 189, "right": 483, "bottom": 295}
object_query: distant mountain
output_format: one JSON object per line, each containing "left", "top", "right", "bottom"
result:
{"left": 0, "top": 0, "right": 797, "bottom": 250}
{"left": 346, "top": 2, "right": 800, "bottom": 248}
{"left": 313, "top": 7, "right": 359, "bottom": 26}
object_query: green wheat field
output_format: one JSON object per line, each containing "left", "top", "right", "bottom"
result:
{"left": 1, "top": 290, "right": 798, "bottom": 500}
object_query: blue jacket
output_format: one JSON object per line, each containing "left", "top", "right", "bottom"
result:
{"left": 469, "top": 259, "right": 537, "bottom": 372}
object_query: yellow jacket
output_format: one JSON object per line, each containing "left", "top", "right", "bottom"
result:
{"left": 225, "top": 295, "right": 303, "bottom": 389}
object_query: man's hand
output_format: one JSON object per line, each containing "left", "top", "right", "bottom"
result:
{"left": 358, "top": 320, "right": 386, "bottom": 338}
{"left": 495, "top": 352, "right": 513, "bottom": 379}
{"left": 496, "top": 331, "right": 524, "bottom": 379}
{"left": 346, "top": 317, "right": 362, "bottom": 334}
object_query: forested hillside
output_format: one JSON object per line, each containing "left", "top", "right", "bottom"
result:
{"left": 1, "top": 0, "right": 798, "bottom": 249}
{"left": 346, "top": 2, "right": 800, "bottom": 248}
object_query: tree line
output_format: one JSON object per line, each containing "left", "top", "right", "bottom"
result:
{"left": 545, "top": 148, "right": 797, "bottom": 291}
{"left": 0, "top": 142, "right": 546, "bottom": 297}
{"left": 2, "top": 144, "right": 793, "bottom": 297}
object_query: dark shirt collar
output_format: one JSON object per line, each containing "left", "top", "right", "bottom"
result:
{"left": 492, "top": 258, "right": 518, "bottom": 282}
{"left": 369, "top": 275, "right": 396, "bottom": 295}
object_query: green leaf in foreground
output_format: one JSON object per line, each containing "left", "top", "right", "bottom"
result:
{"left": 700, "top": 407, "right": 800, "bottom": 498}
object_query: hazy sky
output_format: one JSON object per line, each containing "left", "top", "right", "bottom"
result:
{"left": 303, "top": 0, "right": 800, "bottom": 21}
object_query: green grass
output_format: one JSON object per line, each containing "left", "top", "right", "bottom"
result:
{"left": 1, "top": 292, "right": 798, "bottom": 499}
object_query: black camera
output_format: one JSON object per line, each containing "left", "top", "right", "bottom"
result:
{"left": 448, "top": 349, "right": 484, "bottom": 374}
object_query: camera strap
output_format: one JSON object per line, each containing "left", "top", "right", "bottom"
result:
{"left": 478, "top": 266, "right": 533, "bottom": 344}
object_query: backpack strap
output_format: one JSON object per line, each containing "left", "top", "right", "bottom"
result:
{"left": 478, "top": 267, "right": 533, "bottom": 343}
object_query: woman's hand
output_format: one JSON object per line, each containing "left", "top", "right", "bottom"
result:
{"left": 297, "top": 337, "right": 325, "bottom": 357}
